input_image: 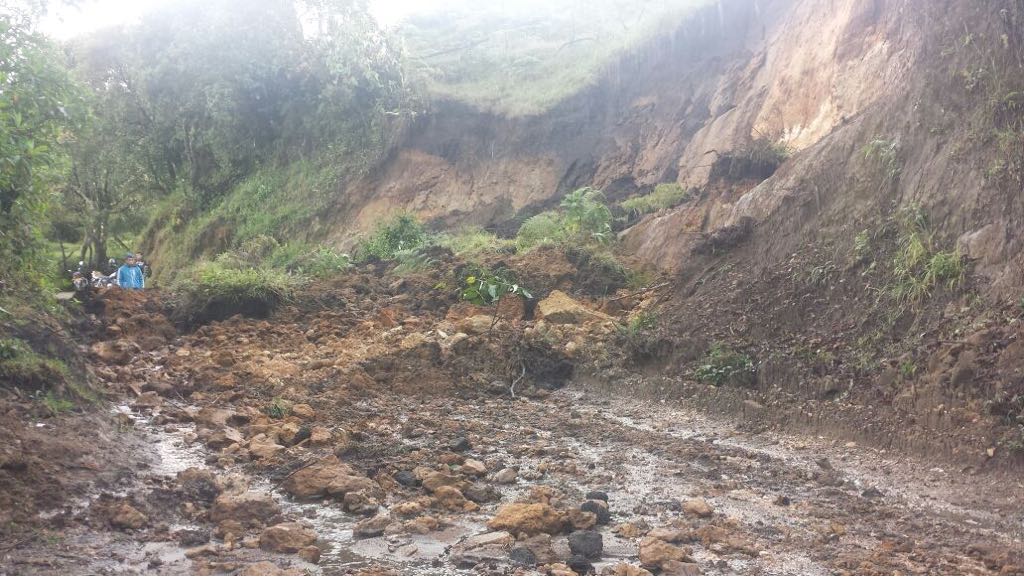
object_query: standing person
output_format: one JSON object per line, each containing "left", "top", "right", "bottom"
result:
{"left": 117, "top": 254, "right": 145, "bottom": 290}
{"left": 134, "top": 252, "right": 152, "bottom": 279}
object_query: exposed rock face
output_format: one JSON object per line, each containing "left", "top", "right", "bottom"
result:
{"left": 536, "top": 291, "right": 612, "bottom": 325}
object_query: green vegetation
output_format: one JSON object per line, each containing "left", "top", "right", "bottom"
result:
{"left": 357, "top": 214, "right": 429, "bottom": 262}
{"left": 171, "top": 261, "right": 298, "bottom": 324}
{"left": 436, "top": 228, "right": 515, "bottom": 257}
{"left": 516, "top": 187, "right": 613, "bottom": 250}
{"left": 0, "top": 337, "right": 70, "bottom": 391}
{"left": 626, "top": 310, "right": 657, "bottom": 333}
{"left": 462, "top": 272, "right": 532, "bottom": 306}
{"left": 263, "top": 397, "right": 291, "bottom": 419}
{"left": 402, "top": 0, "right": 709, "bottom": 116}
{"left": 620, "top": 183, "right": 692, "bottom": 216}
{"left": 862, "top": 138, "right": 902, "bottom": 183}
{"left": 42, "top": 392, "right": 74, "bottom": 415}
{"left": 694, "top": 344, "right": 756, "bottom": 387}
{"left": 887, "top": 207, "right": 964, "bottom": 306}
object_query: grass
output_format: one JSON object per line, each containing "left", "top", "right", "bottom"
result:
{"left": 0, "top": 337, "right": 70, "bottom": 391}
{"left": 620, "top": 183, "right": 692, "bottom": 216}
{"left": 435, "top": 227, "right": 515, "bottom": 257}
{"left": 356, "top": 213, "right": 429, "bottom": 262}
{"left": 401, "top": 0, "right": 710, "bottom": 116}
{"left": 171, "top": 262, "right": 298, "bottom": 325}
{"left": 887, "top": 206, "right": 965, "bottom": 306}
{"left": 694, "top": 344, "right": 756, "bottom": 387}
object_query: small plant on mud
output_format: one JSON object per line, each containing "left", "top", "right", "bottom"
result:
{"left": 41, "top": 392, "right": 74, "bottom": 415}
{"left": 886, "top": 206, "right": 965, "bottom": 306}
{"left": 853, "top": 229, "right": 873, "bottom": 263}
{"left": 627, "top": 310, "right": 657, "bottom": 333}
{"left": 263, "top": 397, "right": 291, "bottom": 419}
{"left": 694, "top": 344, "right": 756, "bottom": 387}
{"left": 436, "top": 227, "right": 514, "bottom": 257}
{"left": 620, "top": 183, "right": 692, "bottom": 216}
{"left": 392, "top": 247, "right": 437, "bottom": 275}
{"left": 461, "top": 272, "right": 532, "bottom": 305}
{"left": 296, "top": 246, "right": 352, "bottom": 278}
{"left": 358, "top": 213, "right": 428, "bottom": 261}
{"left": 863, "top": 138, "right": 902, "bottom": 183}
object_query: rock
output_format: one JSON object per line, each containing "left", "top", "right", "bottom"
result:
{"left": 309, "top": 426, "right": 332, "bottom": 445}
{"left": 614, "top": 520, "right": 650, "bottom": 539}
{"left": 299, "top": 545, "right": 321, "bottom": 563}
{"left": 241, "top": 561, "right": 286, "bottom": 576}
{"left": 200, "top": 427, "right": 244, "bottom": 450}
{"left": 462, "top": 458, "right": 487, "bottom": 476}
{"left": 176, "top": 468, "right": 221, "bottom": 504}
{"left": 422, "top": 471, "right": 462, "bottom": 493}
{"left": 773, "top": 495, "right": 791, "bottom": 506}
{"left": 274, "top": 421, "right": 304, "bottom": 446}
{"left": 394, "top": 470, "right": 419, "bottom": 487}
{"left": 580, "top": 499, "right": 611, "bottom": 525}
{"left": 647, "top": 527, "right": 688, "bottom": 543}
{"left": 91, "top": 340, "right": 134, "bottom": 364}
{"left": 210, "top": 492, "right": 281, "bottom": 528}
{"left": 682, "top": 498, "right": 713, "bottom": 518}
{"left": 861, "top": 487, "right": 884, "bottom": 499}
{"left": 404, "top": 515, "right": 439, "bottom": 534}
{"left": 433, "top": 486, "right": 476, "bottom": 511}
{"left": 132, "top": 391, "right": 162, "bottom": 409}
{"left": 567, "top": 554, "right": 595, "bottom": 575}
{"left": 661, "top": 560, "right": 702, "bottom": 575}
{"left": 259, "top": 522, "right": 317, "bottom": 553}
{"left": 451, "top": 531, "right": 514, "bottom": 566}
{"left": 248, "top": 436, "right": 285, "bottom": 460}
{"left": 463, "top": 482, "right": 500, "bottom": 504}
{"left": 457, "top": 315, "right": 496, "bottom": 335}
{"left": 568, "top": 530, "right": 603, "bottom": 559}
{"left": 176, "top": 528, "right": 210, "bottom": 547}
{"left": 638, "top": 537, "right": 691, "bottom": 570}
{"left": 604, "top": 563, "right": 653, "bottom": 576}
{"left": 585, "top": 490, "right": 609, "bottom": 502}
{"left": 111, "top": 503, "right": 148, "bottom": 530}
{"left": 391, "top": 500, "right": 425, "bottom": 517}
{"left": 141, "top": 381, "right": 176, "bottom": 397}
{"left": 451, "top": 437, "right": 472, "bottom": 452}
{"left": 194, "top": 407, "right": 233, "bottom": 427}
{"left": 509, "top": 545, "right": 538, "bottom": 567}
{"left": 354, "top": 513, "right": 391, "bottom": 538}
{"left": 487, "top": 503, "right": 566, "bottom": 536}
{"left": 567, "top": 509, "right": 598, "bottom": 530}
{"left": 536, "top": 291, "right": 612, "bottom": 325}
{"left": 291, "top": 403, "right": 316, "bottom": 419}
{"left": 343, "top": 491, "right": 381, "bottom": 516}
{"left": 282, "top": 456, "right": 376, "bottom": 499}
{"left": 494, "top": 467, "right": 518, "bottom": 484}
{"left": 544, "top": 562, "right": 580, "bottom": 576}
{"left": 520, "top": 534, "right": 559, "bottom": 564}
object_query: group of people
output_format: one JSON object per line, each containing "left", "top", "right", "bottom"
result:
{"left": 71, "top": 252, "right": 151, "bottom": 292}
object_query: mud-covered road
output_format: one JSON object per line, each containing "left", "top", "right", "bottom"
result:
{"left": 4, "top": 277, "right": 1024, "bottom": 576}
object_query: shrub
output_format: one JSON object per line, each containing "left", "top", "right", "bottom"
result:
{"left": 358, "top": 214, "right": 427, "bottom": 261}
{"left": 887, "top": 206, "right": 965, "bottom": 306}
{"left": 694, "top": 344, "right": 756, "bottom": 387}
{"left": 516, "top": 211, "right": 567, "bottom": 250}
{"left": 392, "top": 247, "right": 437, "bottom": 275}
{"left": 560, "top": 187, "right": 612, "bottom": 243}
{"left": 620, "top": 183, "right": 691, "bottom": 216}
{"left": 295, "top": 246, "right": 351, "bottom": 278}
{"left": 172, "top": 262, "right": 297, "bottom": 325}
{"left": 461, "top": 272, "right": 532, "bottom": 305}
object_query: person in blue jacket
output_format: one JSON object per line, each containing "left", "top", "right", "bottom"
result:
{"left": 116, "top": 254, "right": 145, "bottom": 290}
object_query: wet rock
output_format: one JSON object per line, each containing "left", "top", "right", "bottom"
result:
{"left": 176, "top": 528, "right": 210, "bottom": 547}
{"left": 580, "top": 499, "right": 611, "bottom": 525}
{"left": 433, "top": 486, "right": 477, "bottom": 511}
{"left": 451, "top": 437, "right": 473, "bottom": 452}
{"left": 639, "top": 537, "right": 691, "bottom": 570}
{"left": 494, "top": 467, "right": 518, "bottom": 484}
{"left": 462, "top": 458, "right": 487, "bottom": 476}
{"left": 464, "top": 482, "right": 501, "bottom": 504}
{"left": 603, "top": 563, "right": 653, "bottom": 576}
{"left": 568, "top": 530, "right": 603, "bottom": 559}
{"left": 176, "top": 468, "right": 221, "bottom": 504}
{"left": 567, "top": 554, "right": 595, "bottom": 575}
{"left": 422, "top": 471, "right": 462, "bottom": 493}
{"left": 488, "top": 503, "right": 567, "bottom": 536}
{"left": 662, "top": 560, "right": 702, "bottom": 575}
{"left": 210, "top": 492, "right": 281, "bottom": 528}
{"left": 682, "top": 498, "right": 713, "bottom": 518}
{"left": 299, "top": 545, "right": 321, "bottom": 563}
{"left": 451, "top": 531, "right": 514, "bottom": 566}
{"left": 240, "top": 561, "right": 286, "bottom": 576}
{"left": 259, "top": 522, "right": 317, "bottom": 553}
{"left": 614, "top": 520, "right": 650, "bottom": 539}
{"left": 354, "top": 513, "right": 392, "bottom": 538}
{"left": 343, "top": 491, "right": 381, "bottom": 516}
{"left": 248, "top": 435, "right": 285, "bottom": 460}
{"left": 111, "top": 503, "right": 148, "bottom": 530}
{"left": 537, "top": 291, "right": 612, "bottom": 325}
{"left": 585, "top": 490, "right": 609, "bottom": 502}
{"left": 394, "top": 470, "right": 419, "bottom": 487}
{"left": 509, "top": 546, "right": 538, "bottom": 567}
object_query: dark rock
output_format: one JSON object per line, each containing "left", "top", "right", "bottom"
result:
{"left": 464, "top": 482, "right": 501, "bottom": 504}
{"left": 567, "top": 554, "right": 595, "bottom": 575}
{"left": 815, "top": 458, "right": 833, "bottom": 471}
{"left": 568, "top": 530, "right": 603, "bottom": 559}
{"left": 773, "top": 495, "right": 791, "bottom": 506}
{"left": 861, "top": 487, "right": 884, "bottom": 498}
{"left": 585, "top": 490, "right": 609, "bottom": 502}
{"left": 395, "top": 470, "right": 419, "bottom": 487}
{"left": 176, "top": 528, "right": 210, "bottom": 547}
{"left": 509, "top": 546, "right": 537, "bottom": 567}
{"left": 580, "top": 499, "right": 611, "bottom": 525}
{"left": 451, "top": 437, "right": 472, "bottom": 452}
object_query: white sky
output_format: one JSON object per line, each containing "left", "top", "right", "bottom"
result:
{"left": 38, "top": 0, "right": 452, "bottom": 39}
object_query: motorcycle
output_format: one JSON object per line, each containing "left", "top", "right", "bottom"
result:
{"left": 91, "top": 270, "right": 117, "bottom": 288}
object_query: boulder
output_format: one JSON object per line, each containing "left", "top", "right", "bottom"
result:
{"left": 450, "top": 531, "right": 514, "bottom": 567}
{"left": 210, "top": 492, "right": 281, "bottom": 528}
{"left": 353, "top": 513, "right": 392, "bottom": 538}
{"left": 567, "top": 554, "right": 595, "bottom": 576}
{"left": 567, "top": 509, "right": 598, "bottom": 530}
{"left": 433, "top": 486, "right": 477, "bottom": 512}
{"left": 343, "top": 491, "right": 381, "bottom": 516}
{"left": 111, "top": 503, "right": 148, "bottom": 530}
{"left": 580, "top": 499, "right": 611, "bottom": 525}
{"left": 487, "top": 503, "right": 566, "bottom": 536}
{"left": 176, "top": 467, "right": 221, "bottom": 504}
{"left": 682, "top": 498, "right": 714, "bottom": 518}
{"left": 568, "top": 530, "right": 603, "bottom": 560}
{"left": 536, "top": 291, "right": 612, "bottom": 325}
{"left": 240, "top": 562, "right": 286, "bottom": 576}
{"left": 604, "top": 563, "right": 653, "bottom": 576}
{"left": 638, "top": 537, "right": 691, "bottom": 570}
{"left": 298, "top": 545, "right": 321, "bottom": 563}
{"left": 509, "top": 545, "right": 538, "bottom": 567}
{"left": 259, "top": 522, "right": 317, "bottom": 553}
{"left": 662, "top": 560, "right": 702, "bottom": 575}
{"left": 494, "top": 467, "right": 518, "bottom": 484}
{"left": 421, "top": 471, "right": 462, "bottom": 493}
{"left": 291, "top": 403, "right": 316, "bottom": 419}
{"left": 90, "top": 340, "right": 134, "bottom": 364}
{"left": 282, "top": 456, "right": 375, "bottom": 499}
{"left": 248, "top": 436, "right": 285, "bottom": 460}
{"left": 461, "top": 458, "right": 487, "bottom": 476}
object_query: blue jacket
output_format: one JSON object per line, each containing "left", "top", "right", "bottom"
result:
{"left": 117, "top": 264, "right": 145, "bottom": 289}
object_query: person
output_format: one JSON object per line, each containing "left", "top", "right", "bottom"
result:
{"left": 107, "top": 258, "right": 117, "bottom": 275}
{"left": 117, "top": 254, "right": 145, "bottom": 290}
{"left": 134, "top": 252, "right": 152, "bottom": 279}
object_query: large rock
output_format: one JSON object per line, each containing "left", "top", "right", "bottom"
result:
{"left": 536, "top": 291, "right": 612, "bottom": 325}
{"left": 282, "top": 456, "right": 376, "bottom": 499}
{"left": 90, "top": 340, "right": 135, "bottom": 364}
{"left": 176, "top": 468, "right": 221, "bottom": 504}
{"left": 682, "top": 498, "right": 714, "bottom": 518}
{"left": 210, "top": 492, "right": 281, "bottom": 528}
{"left": 353, "top": 513, "right": 391, "bottom": 538}
{"left": 248, "top": 435, "right": 285, "bottom": 460}
{"left": 433, "top": 486, "right": 476, "bottom": 511}
{"left": 568, "top": 530, "right": 603, "bottom": 560}
{"left": 260, "top": 522, "right": 317, "bottom": 553}
{"left": 421, "top": 471, "right": 462, "bottom": 493}
{"left": 638, "top": 537, "right": 691, "bottom": 570}
{"left": 111, "top": 503, "right": 148, "bottom": 530}
{"left": 580, "top": 499, "right": 611, "bottom": 525}
{"left": 487, "top": 503, "right": 566, "bottom": 536}
{"left": 450, "top": 531, "right": 514, "bottom": 567}
{"left": 605, "top": 563, "right": 653, "bottom": 576}
{"left": 661, "top": 560, "right": 703, "bottom": 575}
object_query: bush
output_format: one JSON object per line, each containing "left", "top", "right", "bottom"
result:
{"left": 461, "top": 272, "right": 532, "bottom": 305}
{"left": 436, "top": 227, "right": 514, "bottom": 256}
{"left": 358, "top": 214, "right": 427, "bottom": 261}
{"left": 694, "top": 344, "right": 756, "bottom": 387}
{"left": 620, "top": 183, "right": 691, "bottom": 216}
{"left": 516, "top": 211, "right": 567, "bottom": 250}
{"left": 172, "top": 262, "right": 298, "bottom": 325}
{"left": 516, "top": 187, "right": 613, "bottom": 250}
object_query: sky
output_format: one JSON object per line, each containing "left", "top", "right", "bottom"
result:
{"left": 37, "top": 0, "right": 453, "bottom": 39}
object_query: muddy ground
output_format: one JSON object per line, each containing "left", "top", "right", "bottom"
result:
{"left": 2, "top": 264, "right": 1024, "bottom": 576}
